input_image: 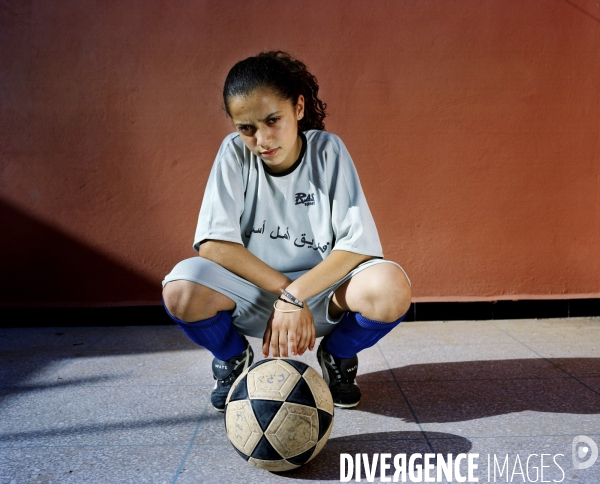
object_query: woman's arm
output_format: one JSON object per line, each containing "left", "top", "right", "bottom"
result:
{"left": 263, "top": 250, "right": 372, "bottom": 358}
{"left": 199, "top": 240, "right": 292, "bottom": 294}
{"left": 199, "top": 239, "right": 371, "bottom": 301}
{"left": 199, "top": 239, "right": 372, "bottom": 357}
{"left": 284, "top": 250, "right": 373, "bottom": 302}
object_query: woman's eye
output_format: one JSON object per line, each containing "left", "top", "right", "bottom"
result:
{"left": 238, "top": 125, "right": 253, "bottom": 134}
{"left": 267, "top": 117, "right": 279, "bottom": 125}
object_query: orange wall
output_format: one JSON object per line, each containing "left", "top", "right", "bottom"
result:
{"left": 1, "top": 0, "right": 599, "bottom": 306}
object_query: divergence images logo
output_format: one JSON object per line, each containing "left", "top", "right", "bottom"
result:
{"left": 572, "top": 435, "right": 598, "bottom": 470}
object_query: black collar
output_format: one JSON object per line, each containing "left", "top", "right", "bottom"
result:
{"left": 262, "top": 132, "right": 306, "bottom": 177}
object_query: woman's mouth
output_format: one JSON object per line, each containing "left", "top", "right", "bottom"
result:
{"left": 260, "top": 148, "right": 278, "bottom": 158}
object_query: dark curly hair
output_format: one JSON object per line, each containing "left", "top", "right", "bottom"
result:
{"left": 223, "top": 51, "right": 327, "bottom": 131}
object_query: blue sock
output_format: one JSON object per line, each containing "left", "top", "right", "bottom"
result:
{"left": 325, "top": 311, "right": 407, "bottom": 359}
{"left": 163, "top": 303, "right": 245, "bottom": 361}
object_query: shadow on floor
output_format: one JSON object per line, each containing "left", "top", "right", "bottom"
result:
{"left": 357, "top": 358, "right": 600, "bottom": 422}
{"left": 273, "top": 431, "right": 472, "bottom": 481}
{"left": 0, "top": 413, "right": 201, "bottom": 445}
{"left": 2, "top": 347, "right": 598, "bottom": 481}
{"left": 249, "top": 358, "right": 600, "bottom": 480}
{"left": 2, "top": 356, "right": 598, "bottom": 420}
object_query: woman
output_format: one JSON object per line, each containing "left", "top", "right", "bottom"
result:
{"left": 162, "top": 51, "right": 411, "bottom": 411}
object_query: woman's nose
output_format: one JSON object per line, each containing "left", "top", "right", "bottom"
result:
{"left": 256, "top": 128, "right": 272, "bottom": 148}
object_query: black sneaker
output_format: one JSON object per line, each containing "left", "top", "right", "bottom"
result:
{"left": 211, "top": 339, "right": 253, "bottom": 411}
{"left": 317, "top": 336, "right": 361, "bottom": 408}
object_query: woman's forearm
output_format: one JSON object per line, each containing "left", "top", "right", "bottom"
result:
{"left": 200, "top": 240, "right": 371, "bottom": 303}
{"left": 199, "top": 240, "right": 292, "bottom": 295}
{"left": 285, "top": 250, "right": 373, "bottom": 302}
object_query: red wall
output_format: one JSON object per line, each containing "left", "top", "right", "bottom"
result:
{"left": 1, "top": 0, "right": 599, "bottom": 305}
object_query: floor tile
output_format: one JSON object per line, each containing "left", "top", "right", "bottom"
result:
{"left": 0, "top": 385, "right": 209, "bottom": 447}
{"left": 390, "top": 355, "right": 566, "bottom": 382}
{"left": 493, "top": 317, "right": 600, "bottom": 343}
{"left": 0, "top": 327, "right": 116, "bottom": 388}
{"left": 0, "top": 445, "right": 186, "bottom": 484}
{"left": 463, "top": 435, "right": 600, "bottom": 484}
{"left": 379, "top": 320, "right": 516, "bottom": 347}
{"left": 181, "top": 438, "right": 434, "bottom": 483}
{"left": 0, "top": 327, "right": 113, "bottom": 354}
{"left": 46, "top": 349, "right": 214, "bottom": 387}
{"left": 404, "top": 378, "right": 600, "bottom": 436}
{"left": 88, "top": 325, "right": 199, "bottom": 353}
{"left": 1, "top": 319, "right": 599, "bottom": 483}
{"left": 524, "top": 342, "right": 600, "bottom": 377}
{"left": 580, "top": 378, "right": 600, "bottom": 395}
{"left": 381, "top": 343, "right": 557, "bottom": 382}
{"left": 0, "top": 355, "right": 74, "bottom": 388}
{"left": 327, "top": 383, "right": 422, "bottom": 439}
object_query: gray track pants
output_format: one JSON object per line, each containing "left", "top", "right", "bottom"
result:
{"left": 162, "top": 257, "right": 409, "bottom": 338}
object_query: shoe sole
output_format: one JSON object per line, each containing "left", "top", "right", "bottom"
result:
{"left": 333, "top": 400, "right": 360, "bottom": 408}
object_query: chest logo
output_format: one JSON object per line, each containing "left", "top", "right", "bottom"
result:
{"left": 295, "top": 192, "right": 315, "bottom": 206}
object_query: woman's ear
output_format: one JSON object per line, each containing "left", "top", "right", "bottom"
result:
{"left": 296, "top": 95, "right": 305, "bottom": 121}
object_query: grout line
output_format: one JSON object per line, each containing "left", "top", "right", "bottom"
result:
{"left": 0, "top": 384, "right": 214, "bottom": 389}
{"left": 377, "top": 341, "right": 552, "bottom": 348}
{"left": 377, "top": 343, "right": 452, "bottom": 484}
{"left": 0, "top": 443, "right": 190, "bottom": 449}
{"left": 311, "top": 431, "right": 600, "bottom": 443}
{"left": 426, "top": 433, "right": 600, "bottom": 440}
{"left": 171, "top": 400, "right": 209, "bottom": 484}
{"left": 2, "top": 373, "right": 580, "bottom": 392}
{"left": 3, "top": 431, "right": 600, "bottom": 450}
{"left": 359, "top": 375, "right": 574, "bottom": 384}
{"left": 489, "top": 321, "right": 600, "bottom": 399}
{"left": 376, "top": 343, "right": 435, "bottom": 454}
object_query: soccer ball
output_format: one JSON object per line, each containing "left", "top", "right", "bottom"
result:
{"left": 224, "top": 358, "right": 334, "bottom": 472}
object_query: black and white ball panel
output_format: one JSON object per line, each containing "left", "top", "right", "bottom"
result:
{"left": 246, "top": 359, "right": 302, "bottom": 401}
{"left": 264, "top": 401, "right": 318, "bottom": 458}
{"left": 302, "top": 365, "right": 335, "bottom": 415}
{"left": 225, "top": 399, "right": 263, "bottom": 456}
{"left": 224, "top": 358, "right": 335, "bottom": 472}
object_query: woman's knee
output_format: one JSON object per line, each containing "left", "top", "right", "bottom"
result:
{"left": 353, "top": 263, "right": 411, "bottom": 322}
{"left": 163, "top": 280, "right": 199, "bottom": 321}
{"left": 163, "top": 280, "right": 234, "bottom": 322}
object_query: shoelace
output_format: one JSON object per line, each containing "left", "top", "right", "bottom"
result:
{"left": 217, "top": 373, "right": 236, "bottom": 386}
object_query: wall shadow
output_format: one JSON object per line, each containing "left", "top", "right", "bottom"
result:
{"left": 0, "top": 199, "right": 161, "bottom": 307}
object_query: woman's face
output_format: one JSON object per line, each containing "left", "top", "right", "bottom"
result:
{"left": 228, "top": 88, "right": 304, "bottom": 173}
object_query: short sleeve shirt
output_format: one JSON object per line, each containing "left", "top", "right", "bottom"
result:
{"left": 193, "top": 130, "right": 383, "bottom": 273}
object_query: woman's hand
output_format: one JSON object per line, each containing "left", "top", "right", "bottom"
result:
{"left": 262, "top": 302, "right": 316, "bottom": 358}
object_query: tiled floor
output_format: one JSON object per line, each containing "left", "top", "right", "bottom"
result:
{"left": 1, "top": 317, "right": 599, "bottom": 483}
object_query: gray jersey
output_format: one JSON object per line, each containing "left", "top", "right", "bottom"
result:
{"left": 194, "top": 130, "right": 383, "bottom": 273}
